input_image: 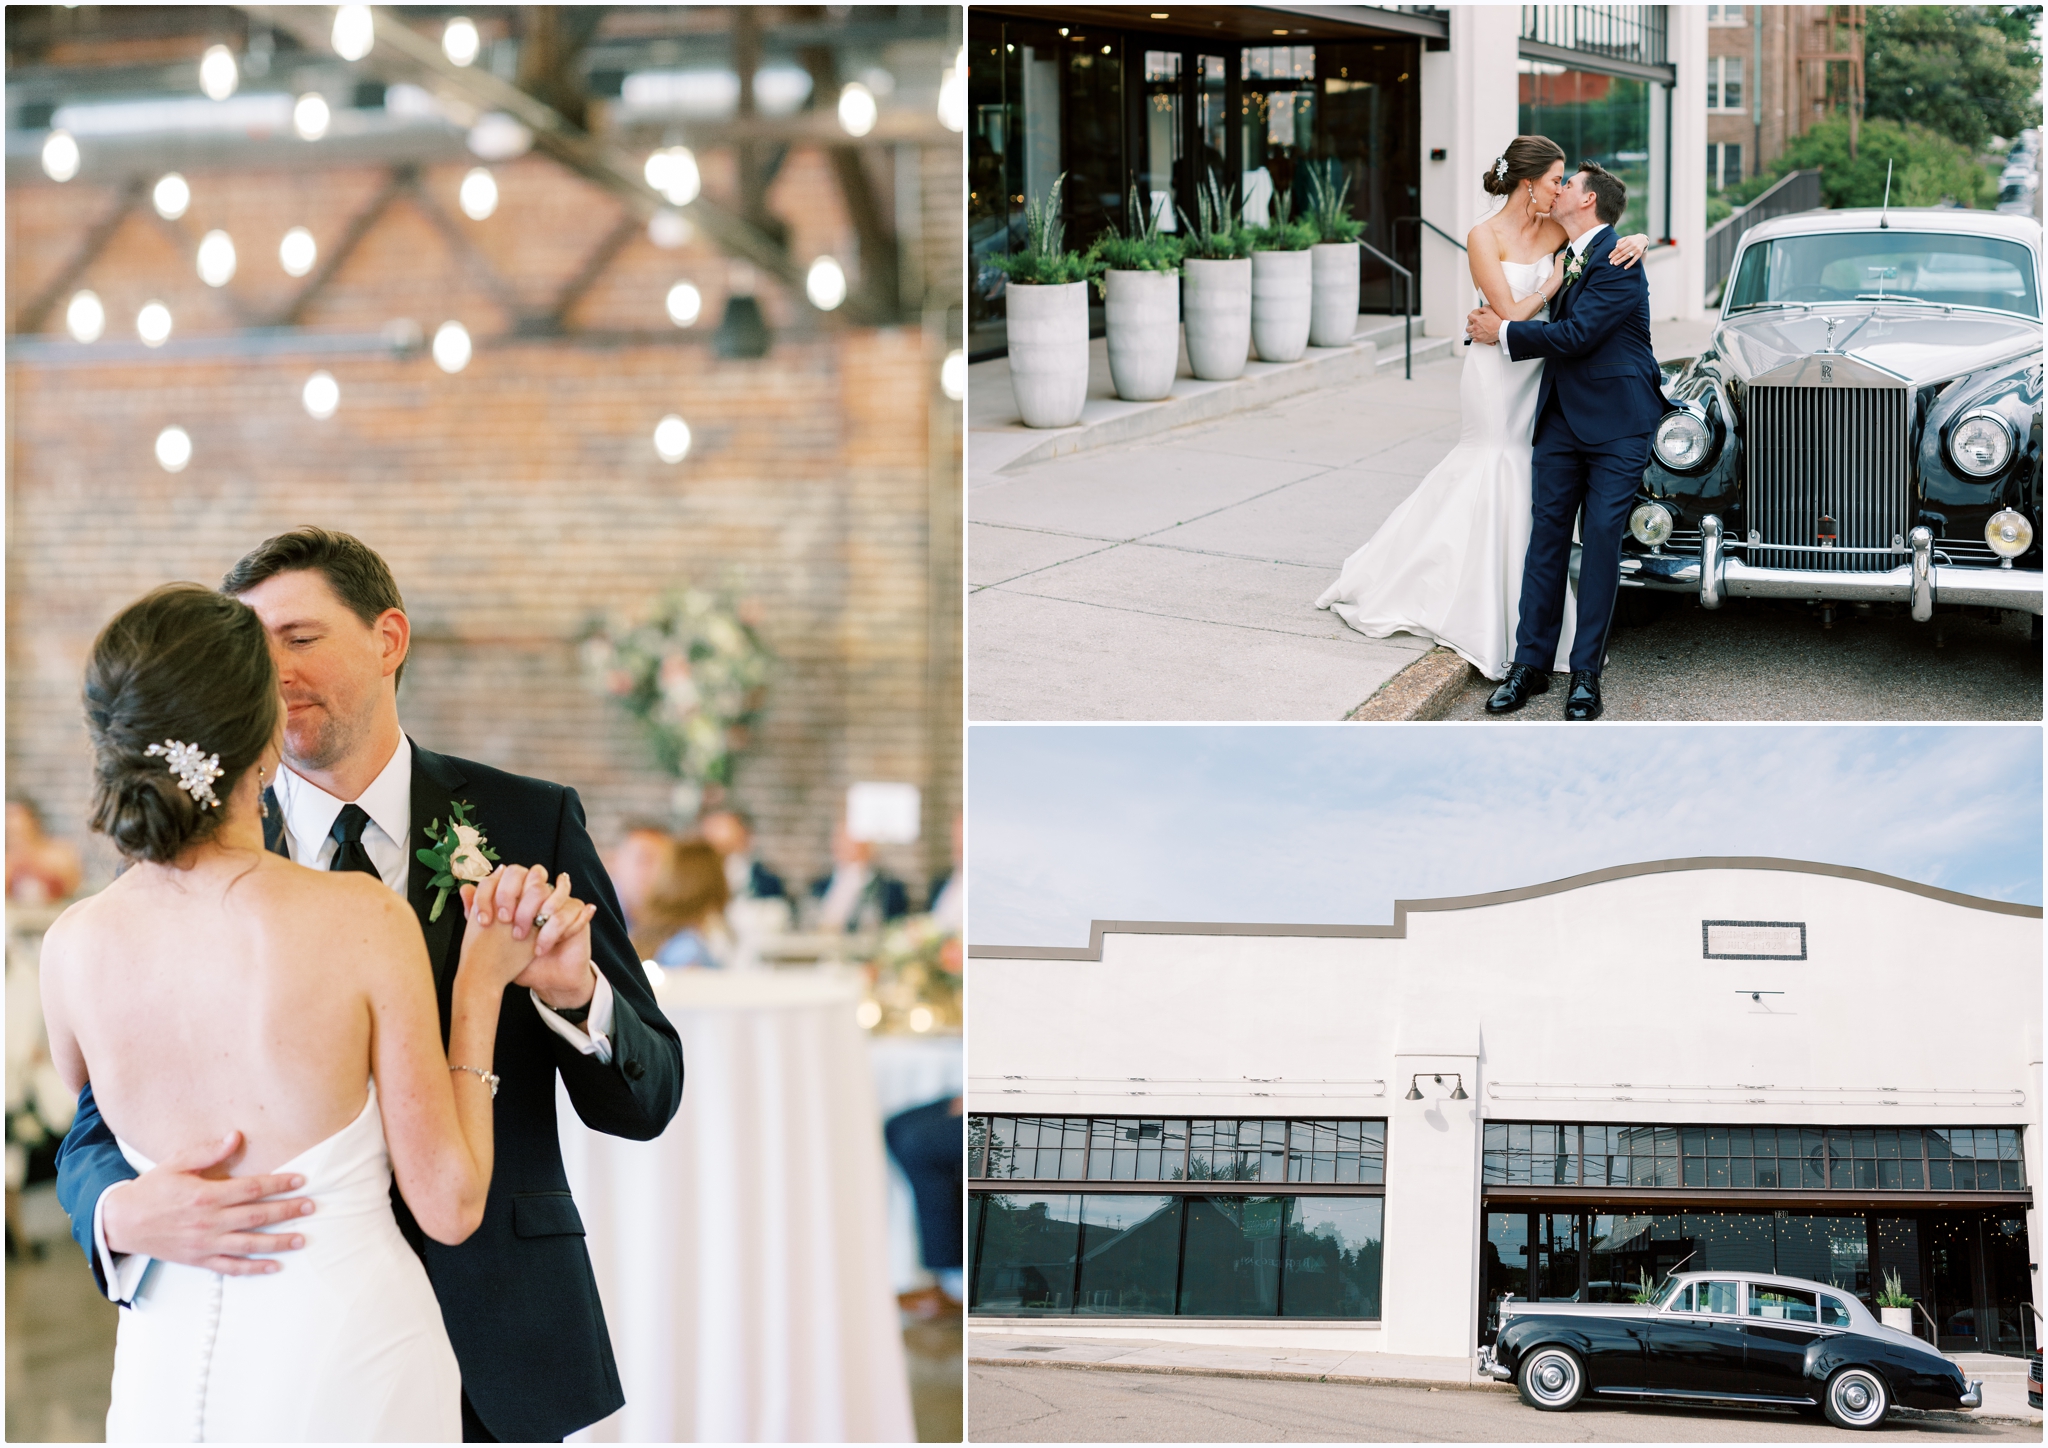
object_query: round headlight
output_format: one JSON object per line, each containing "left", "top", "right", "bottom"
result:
{"left": 1949, "top": 413, "right": 2013, "bottom": 477}
{"left": 1630, "top": 501, "right": 1675, "bottom": 548}
{"left": 1985, "top": 508, "right": 2034, "bottom": 559}
{"left": 1653, "top": 409, "right": 1711, "bottom": 471}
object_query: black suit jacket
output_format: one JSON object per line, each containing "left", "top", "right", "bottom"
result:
{"left": 53, "top": 740, "right": 684, "bottom": 1442}
{"left": 1503, "top": 227, "right": 1673, "bottom": 444}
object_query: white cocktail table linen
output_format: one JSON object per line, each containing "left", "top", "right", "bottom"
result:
{"left": 561, "top": 968, "right": 914, "bottom": 1443}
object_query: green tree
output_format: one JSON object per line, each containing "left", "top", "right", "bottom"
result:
{"left": 1772, "top": 115, "right": 1999, "bottom": 208}
{"left": 1864, "top": 6, "right": 2043, "bottom": 152}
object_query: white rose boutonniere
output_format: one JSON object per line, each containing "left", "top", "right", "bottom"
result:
{"left": 416, "top": 800, "right": 500, "bottom": 921}
{"left": 1560, "top": 251, "right": 1585, "bottom": 291}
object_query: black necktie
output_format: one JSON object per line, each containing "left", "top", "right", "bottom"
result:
{"left": 329, "top": 804, "right": 381, "bottom": 879}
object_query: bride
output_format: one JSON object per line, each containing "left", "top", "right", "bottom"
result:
{"left": 39, "top": 583, "right": 585, "bottom": 1441}
{"left": 1315, "top": 135, "right": 1650, "bottom": 680}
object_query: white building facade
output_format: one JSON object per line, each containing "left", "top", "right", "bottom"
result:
{"left": 967, "top": 859, "right": 2041, "bottom": 1362}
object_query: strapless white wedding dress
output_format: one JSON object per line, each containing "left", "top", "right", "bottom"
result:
{"left": 105, "top": 1082, "right": 462, "bottom": 1442}
{"left": 1315, "top": 255, "right": 1577, "bottom": 679}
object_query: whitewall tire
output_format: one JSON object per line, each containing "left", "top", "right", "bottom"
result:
{"left": 1516, "top": 1347, "right": 1585, "bottom": 1412}
{"left": 1823, "top": 1367, "right": 1890, "bottom": 1429}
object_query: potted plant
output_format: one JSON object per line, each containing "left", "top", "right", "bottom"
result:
{"left": 1176, "top": 172, "right": 1254, "bottom": 381}
{"left": 1304, "top": 162, "right": 1365, "bottom": 348}
{"left": 1091, "top": 183, "right": 1184, "bottom": 402}
{"left": 1628, "top": 1269, "right": 1661, "bottom": 1305}
{"left": 990, "top": 175, "right": 1094, "bottom": 428}
{"left": 1876, "top": 1269, "right": 1916, "bottom": 1334}
{"left": 1247, "top": 188, "right": 1318, "bottom": 364}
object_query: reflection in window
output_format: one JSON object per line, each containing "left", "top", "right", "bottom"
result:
{"left": 1519, "top": 59, "right": 1656, "bottom": 238}
{"left": 1075, "top": 1195, "right": 1183, "bottom": 1314}
{"left": 1728, "top": 233, "right": 2041, "bottom": 318}
{"left": 972, "top": 1115, "right": 1383, "bottom": 1184}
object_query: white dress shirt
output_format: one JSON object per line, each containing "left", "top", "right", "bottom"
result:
{"left": 1500, "top": 222, "right": 1609, "bottom": 354}
{"left": 93, "top": 734, "right": 614, "bottom": 1302}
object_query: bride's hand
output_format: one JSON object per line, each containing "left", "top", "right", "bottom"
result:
{"left": 1610, "top": 233, "right": 1652, "bottom": 269}
{"left": 456, "top": 868, "right": 539, "bottom": 989}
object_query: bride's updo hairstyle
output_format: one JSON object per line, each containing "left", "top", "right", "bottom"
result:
{"left": 1481, "top": 134, "right": 1567, "bottom": 197}
{"left": 84, "top": 583, "right": 280, "bottom": 864}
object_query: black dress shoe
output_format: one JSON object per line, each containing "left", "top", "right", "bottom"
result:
{"left": 1564, "top": 670, "right": 1603, "bottom": 721}
{"left": 1485, "top": 663, "right": 1551, "bottom": 715}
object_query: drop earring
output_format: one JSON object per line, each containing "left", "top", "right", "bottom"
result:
{"left": 258, "top": 766, "right": 270, "bottom": 819}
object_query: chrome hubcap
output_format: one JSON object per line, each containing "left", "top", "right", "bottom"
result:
{"left": 1833, "top": 1372, "right": 1884, "bottom": 1424}
{"left": 1527, "top": 1352, "right": 1577, "bottom": 1404}
{"left": 1539, "top": 1365, "right": 1564, "bottom": 1391}
{"left": 1842, "top": 1383, "right": 1870, "bottom": 1412}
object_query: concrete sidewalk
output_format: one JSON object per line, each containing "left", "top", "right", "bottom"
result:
{"left": 968, "top": 317, "right": 1720, "bottom": 721}
{"left": 968, "top": 1330, "right": 2044, "bottom": 1425}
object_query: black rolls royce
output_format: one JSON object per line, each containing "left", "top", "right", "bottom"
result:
{"left": 1477, "top": 1270, "right": 1982, "bottom": 1430}
{"left": 1623, "top": 209, "right": 2043, "bottom": 629}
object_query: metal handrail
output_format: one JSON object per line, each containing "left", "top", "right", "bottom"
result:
{"left": 1704, "top": 168, "right": 1823, "bottom": 301}
{"left": 1396, "top": 215, "right": 1467, "bottom": 253}
{"left": 1360, "top": 239, "right": 1414, "bottom": 379}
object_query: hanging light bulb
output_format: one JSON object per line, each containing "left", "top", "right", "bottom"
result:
{"left": 458, "top": 167, "right": 498, "bottom": 220}
{"left": 442, "top": 15, "right": 481, "bottom": 67}
{"left": 938, "top": 47, "right": 967, "bottom": 133}
{"left": 643, "top": 146, "right": 700, "bottom": 206}
{"left": 805, "top": 256, "right": 848, "bottom": 311}
{"left": 331, "top": 5, "right": 373, "bottom": 62}
{"left": 136, "top": 301, "right": 174, "bottom": 347}
{"left": 431, "top": 320, "right": 472, "bottom": 373}
{"left": 199, "top": 44, "right": 239, "bottom": 101}
{"left": 279, "top": 226, "right": 317, "bottom": 277}
{"left": 302, "top": 371, "right": 340, "bottom": 420}
{"left": 66, "top": 290, "right": 106, "bottom": 343}
{"left": 196, "top": 230, "right": 238, "bottom": 288}
{"left": 653, "top": 414, "right": 692, "bottom": 464}
{"left": 941, "top": 349, "right": 965, "bottom": 400}
{"left": 837, "top": 81, "right": 878, "bottom": 137}
{"left": 152, "top": 172, "right": 191, "bottom": 219}
{"left": 155, "top": 426, "right": 193, "bottom": 473}
{"left": 665, "top": 282, "right": 702, "bottom": 327}
{"left": 293, "top": 92, "right": 331, "bottom": 141}
{"left": 41, "top": 129, "right": 81, "bottom": 182}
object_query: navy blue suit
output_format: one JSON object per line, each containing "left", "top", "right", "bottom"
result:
{"left": 1503, "top": 225, "right": 1672, "bottom": 674}
{"left": 54, "top": 741, "right": 684, "bottom": 1442}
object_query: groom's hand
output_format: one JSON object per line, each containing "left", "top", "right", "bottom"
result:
{"left": 500, "top": 867, "right": 599, "bottom": 1010}
{"left": 1467, "top": 307, "right": 1503, "bottom": 346}
{"left": 101, "top": 1132, "right": 314, "bottom": 1275}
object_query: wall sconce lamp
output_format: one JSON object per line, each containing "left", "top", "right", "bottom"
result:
{"left": 1405, "top": 1072, "right": 1468, "bottom": 1102}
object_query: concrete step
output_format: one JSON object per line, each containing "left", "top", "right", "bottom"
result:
{"left": 1354, "top": 315, "right": 1458, "bottom": 372}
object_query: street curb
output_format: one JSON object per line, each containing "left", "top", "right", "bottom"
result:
{"left": 968, "top": 1354, "right": 1503, "bottom": 1393}
{"left": 995, "top": 341, "right": 1378, "bottom": 473}
{"left": 1346, "top": 645, "right": 1478, "bottom": 721}
{"left": 968, "top": 1357, "right": 2043, "bottom": 1425}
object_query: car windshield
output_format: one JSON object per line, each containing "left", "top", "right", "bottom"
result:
{"left": 1727, "top": 231, "right": 2041, "bottom": 318}
{"left": 1652, "top": 1277, "right": 1688, "bottom": 1309}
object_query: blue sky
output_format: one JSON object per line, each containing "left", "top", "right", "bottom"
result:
{"left": 968, "top": 726, "right": 2042, "bottom": 946}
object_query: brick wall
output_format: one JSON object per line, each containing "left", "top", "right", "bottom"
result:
{"left": 7, "top": 141, "right": 963, "bottom": 901}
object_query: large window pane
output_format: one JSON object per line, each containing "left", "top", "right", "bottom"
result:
{"left": 972, "top": 1193, "right": 1082, "bottom": 1313}
{"left": 1283, "top": 1197, "right": 1384, "bottom": 1318}
{"left": 1519, "top": 60, "right": 1651, "bottom": 236}
{"left": 1179, "top": 1196, "right": 1287, "bottom": 1315}
{"left": 1075, "top": 1195, "right": 1183, "bottom": 1315}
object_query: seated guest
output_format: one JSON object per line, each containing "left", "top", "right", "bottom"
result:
{"left": 697, "top": 807, "right": 787, "bottom": 901}
{"left": 604, "top": 819, "right": 674, "bottom": 936}
{"left": 632, "top": 839, "right": 733, "bottom": 969}
{"left": 6, "top": 799, "right": 83, "bottom": 905}
{"left": 926, "top": 814, "right": 962, "bottom": 933}
{"left": 885, "top": 1097, "right": 964, "bottom": 1313}
{"left": 809, "top": 823, "right": 909, "bottom": 933}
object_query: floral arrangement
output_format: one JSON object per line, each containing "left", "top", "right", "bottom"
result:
{"left": 862, "top": 914, "right": 962, "bottom": 1034}
{"left": 579, "top": 589, "right": 772, "bottom": 819}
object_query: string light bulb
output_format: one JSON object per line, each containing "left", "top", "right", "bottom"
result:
{"left": 442, "top": 16, "right": 480, "bottom": 67}
{"left": 199, "top": 44, "right": 239, "bottom": 101}
{"left": 65, "top": 290, "right": 105, "bottom": 343}
{"left": 41, "top": 129, "right": 80, "bottom": 182}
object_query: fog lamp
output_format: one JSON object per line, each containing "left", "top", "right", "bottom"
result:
{"left": 1630, "top": 501, "right": 1675, "bottom": 549}
{"left": 1985, "top": 508, "right": 2033, "bottom": 559}
{"left": 1653, "top": 408, "right": 1711, "bottom": 470}
{"left": 1949, "top": 413, "right": 2013, "bottom": 477}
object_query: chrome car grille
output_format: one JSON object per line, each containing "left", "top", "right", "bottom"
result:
{"left": 1933, "top": 538, "right": 2002, "bottom": 568}
{"left": 1745, "top": 386, "right": 1912, "bottom": 573}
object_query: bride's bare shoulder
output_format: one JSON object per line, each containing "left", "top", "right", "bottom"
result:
{"left": 1467, "top": 213, "right": 1502, "bottom": 254}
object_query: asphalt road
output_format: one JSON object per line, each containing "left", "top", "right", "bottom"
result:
{"left": 1435, "top": 594, "right": 2041, "bottom": 721}
{"left": 970, "top": 1366, "right": 2037, "bottom": 1443}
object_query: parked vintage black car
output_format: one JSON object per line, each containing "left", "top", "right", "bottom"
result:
{"left": 1478, "top": 1270, "right": 1981, "bottom": 1430}
{"left": 1623, "top": 210, "right": 2043, "bottom": 632}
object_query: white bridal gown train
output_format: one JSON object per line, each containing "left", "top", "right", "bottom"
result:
{"left": 1315, "top": 255, "right": 1576, "bottom": 680}
{"left": 105, "top": 1081, "right": 462, "bottom": 1443}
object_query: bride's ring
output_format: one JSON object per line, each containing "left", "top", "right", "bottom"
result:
{"left": 534, "top": 911, "right": 551, "bottom": 930}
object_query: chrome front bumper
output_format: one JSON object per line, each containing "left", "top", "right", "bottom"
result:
{"left": 1959, "top": 1379, "right": 1983, "bottom": 1409}
{"left": 1621, "top": 516, "right": 2045, "bottom": 617}
{"left": 1476, "top": 1347, "right": 1514, "bottom": 1383}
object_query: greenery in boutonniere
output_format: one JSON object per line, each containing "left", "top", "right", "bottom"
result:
{"left": 1176, "top": 171, "right": 1254, "bottom": 261}
{"left": 1303, "top": 162, "right": 1365, "bottom": 244}
{"left": 1249, "top": 187, "right": 1319, "bottom": 252}
{"left": 416, "top": 800, "right": 499, "bottom": 922}
{"left": 988, "top": 173, "right": 1098, "bottom": 286}
{"left": 1088, "top": 181, "right": 1184, "bottom": 290}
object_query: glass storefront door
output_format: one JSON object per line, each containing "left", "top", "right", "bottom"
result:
{"left": 1925, "top": 1212, "right": 1983, "bottom": 1351}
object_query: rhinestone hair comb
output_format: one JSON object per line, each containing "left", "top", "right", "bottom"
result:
{"left": 145, "top": 739, "right": 225, "bottom": 810}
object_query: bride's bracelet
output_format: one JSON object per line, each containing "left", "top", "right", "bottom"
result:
{"left": 450, "top": 1064, "right": 500, "bottom": 1099}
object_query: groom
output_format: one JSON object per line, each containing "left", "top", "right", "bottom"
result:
{"left": 54, "top": 528, "right": 684, "bottom": 1441}
{"left": 1466, "top": 161, "right": 1671, "bottom": 721}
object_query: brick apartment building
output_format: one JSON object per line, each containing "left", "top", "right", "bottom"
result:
{"left": 1705, "top": 4, "right": 1866, "bottom": 194}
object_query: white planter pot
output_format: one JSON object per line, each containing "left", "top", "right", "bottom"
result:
{"left": 1251, "top": 247, "right": 1313, "bottom": 363}
{"left": 1102, "top": 269, "right": 1180, "bottom": 401}
{"left": 1181, "top": 257, "right": 1252, "bottom": 381}
{"left": 1005, "top": 280, "right": 1089, "bottom": 428}
{"left": 1309, "top": 241, "right": 1362, "bottom": 348}
{"left": 1880, "top": 1307, "right": 1915, "bottom": 1334}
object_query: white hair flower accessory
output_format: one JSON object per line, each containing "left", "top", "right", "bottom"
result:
{"left": 1494, "top": 156, "right": 1509, "bottom": 180}
{"left": 145, "top": 739, "right": 225, "bottom": 810}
